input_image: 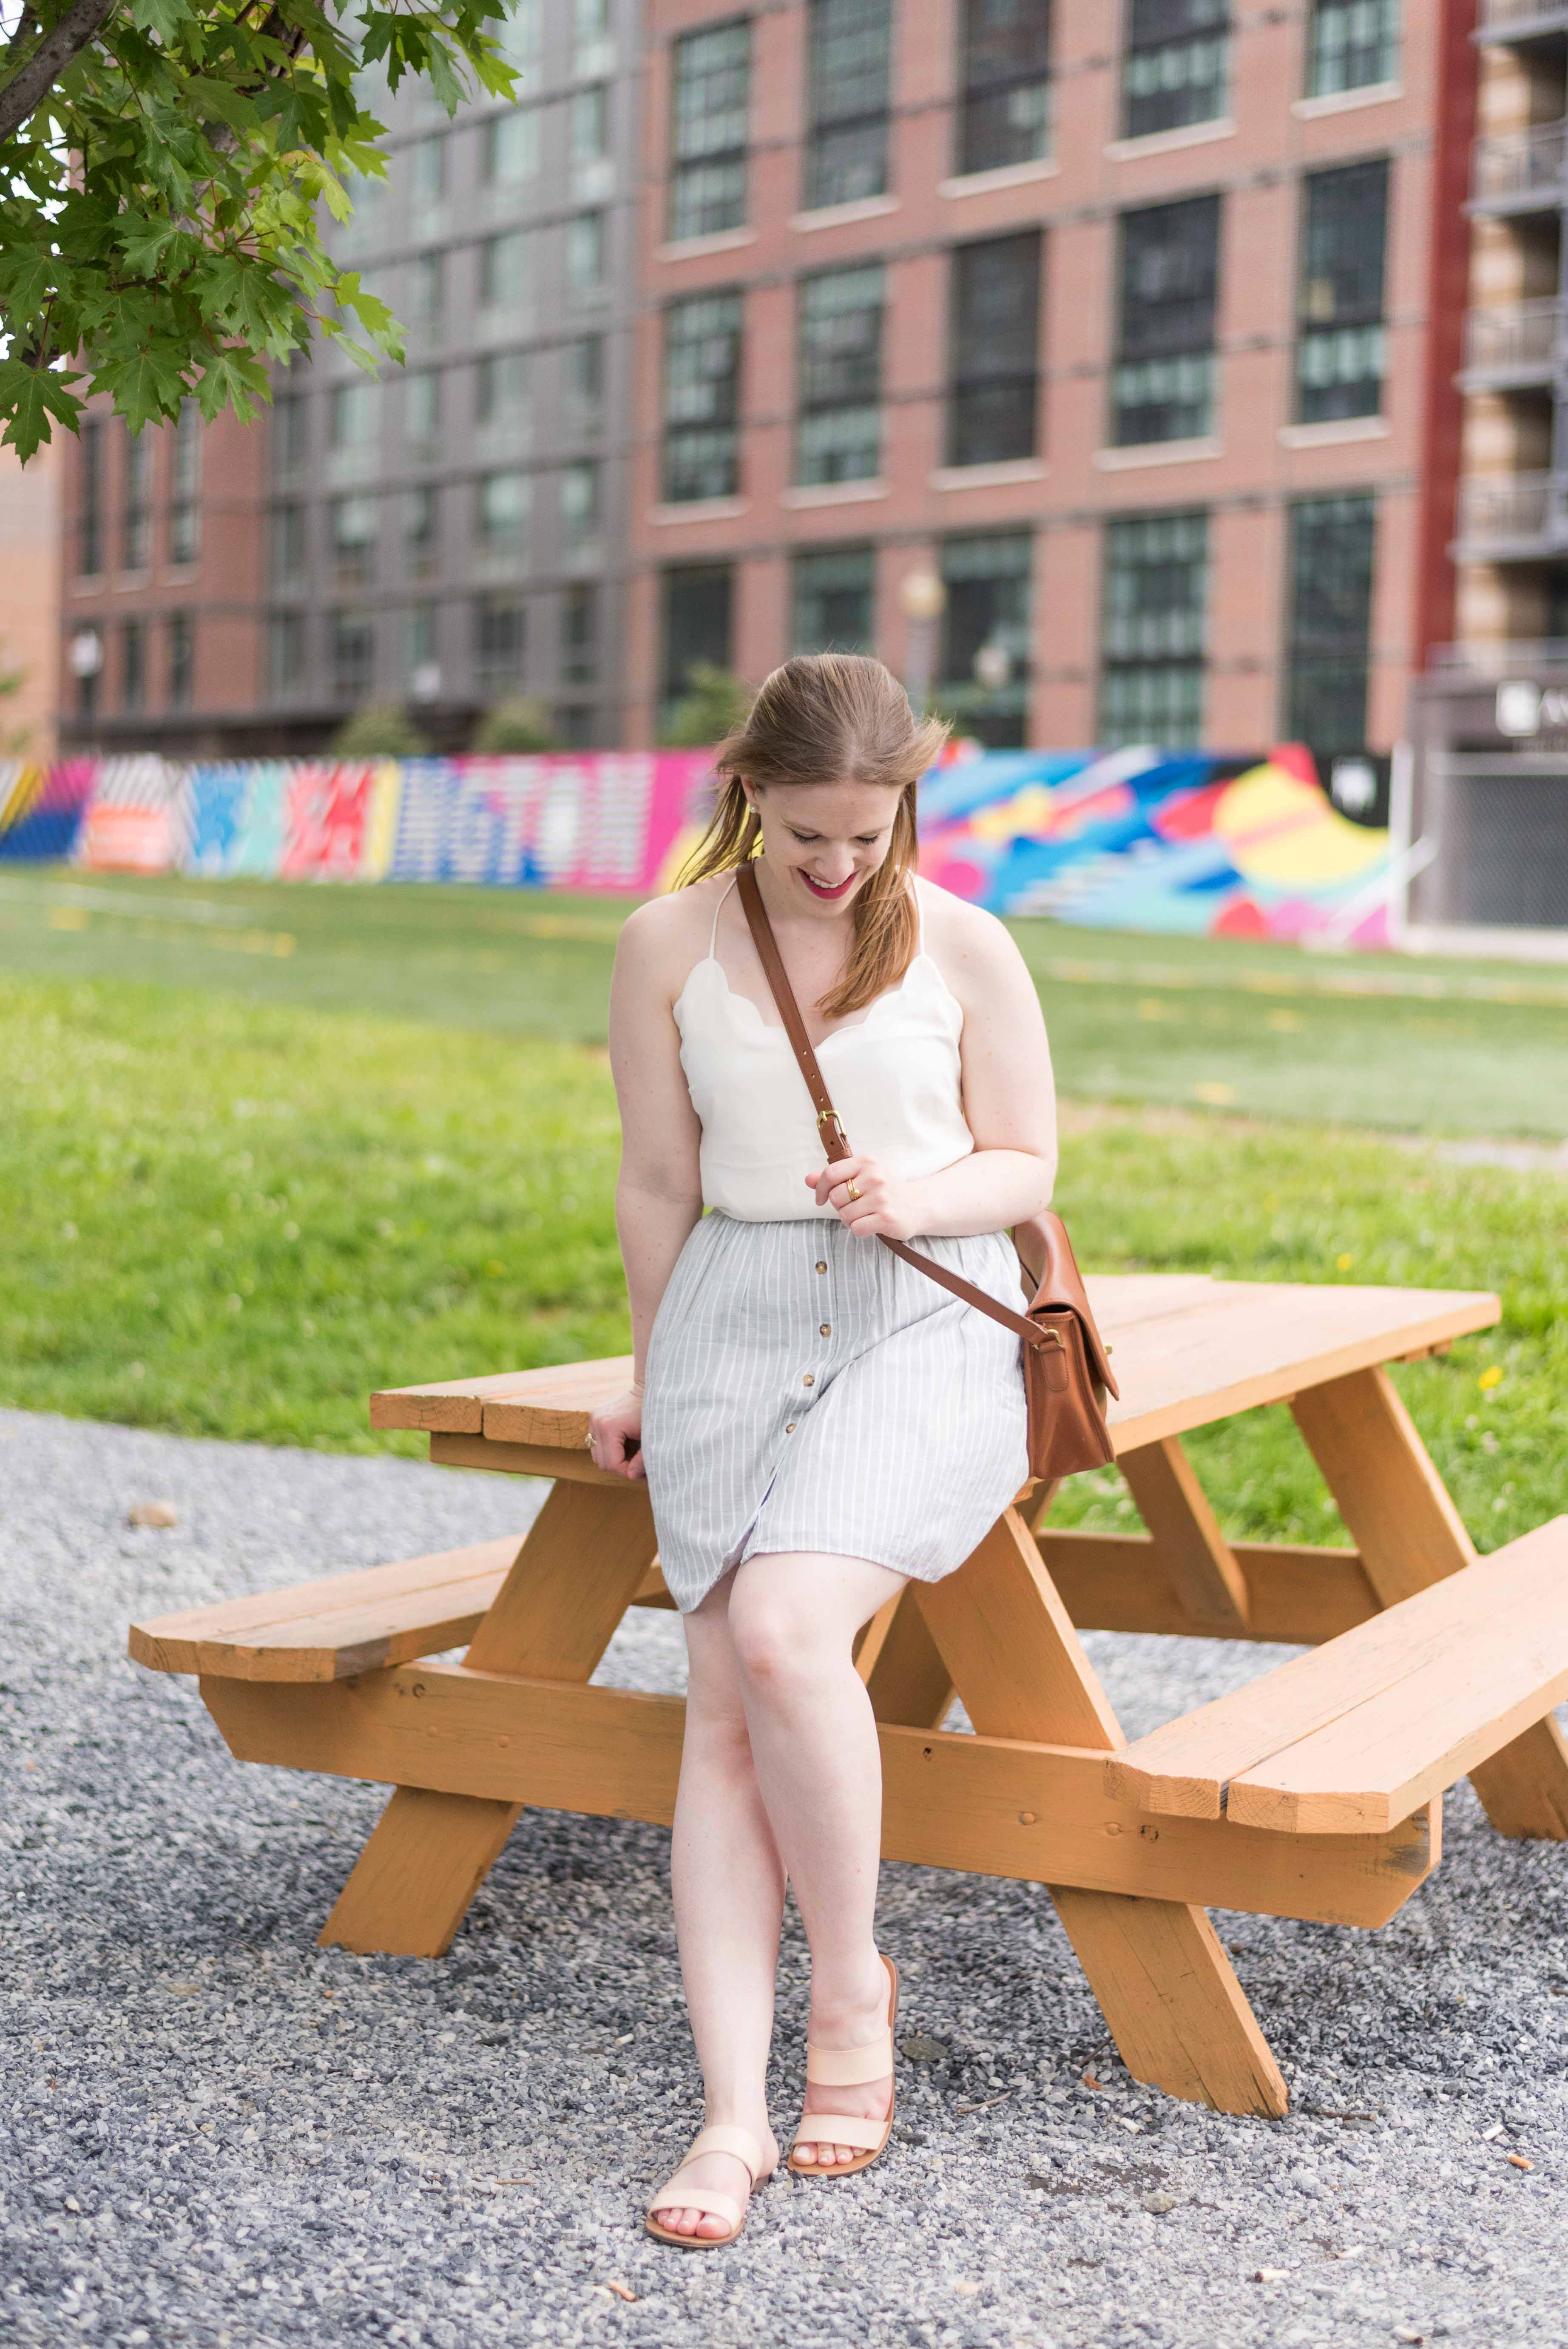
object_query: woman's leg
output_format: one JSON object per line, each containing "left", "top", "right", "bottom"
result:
{"left": 726, "top": 1549, "right": 909, "bottom": 2171}
{"left": 651, "top": 1574, "right": 787, "bottom": 2239}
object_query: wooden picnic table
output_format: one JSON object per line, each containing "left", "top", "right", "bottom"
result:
{"left": 131, "top": 1272, "right": 1568, "bottom": 2119}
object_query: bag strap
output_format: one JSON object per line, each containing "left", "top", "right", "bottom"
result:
{"left": 735, "top": 863, "right": 1050, "bottom": 1354}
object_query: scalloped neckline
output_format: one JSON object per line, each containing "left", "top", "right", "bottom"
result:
{"left": 679, "top": 949, "right": 943, "bottom": 1050}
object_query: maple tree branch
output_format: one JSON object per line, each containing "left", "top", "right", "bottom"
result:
{"left": 0, "top": 0, "right": 119, "bottom": 145}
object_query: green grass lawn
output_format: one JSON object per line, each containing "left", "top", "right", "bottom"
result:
{"left": 3, "top": 972, "right": 1562, "bottom": 1551}
{"left": 3, "top": 865, "right": 1566, "bottom": 1136}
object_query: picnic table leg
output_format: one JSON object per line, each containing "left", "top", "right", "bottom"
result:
{"left": 320, "top": 1478, "right": 659, "bottom": 1955}
{"left": 1293, "top": 1366, "right": 1568, "bottom": 1841}
{"left": 855, "top": 1586, "right": 954, "bottom": 1729}
{"left": 914, "top": 1509, "right": 1289, "bottom": 2118}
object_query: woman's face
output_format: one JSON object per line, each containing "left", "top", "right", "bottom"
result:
{"left": 744, "top": 779, "right": 904, "bottom": 914}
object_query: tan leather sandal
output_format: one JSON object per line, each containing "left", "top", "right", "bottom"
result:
{"left": 788, "top": 1953, "right": 899, "bottom": 2179}
{"left": 644, "top": 2122, "right": 773, "bottom": 2249}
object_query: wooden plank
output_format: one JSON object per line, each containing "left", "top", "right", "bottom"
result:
{"left": 1294, "top": 1368, "right": 1568, "bottom": 1841}
{"left": 128, "top": 1537, "right": 526, "bottom": 1680}
{"left": 371, "top": 1358, "right": 633, "bottom": 1434}
{"left": 1107, "top": 1517, "right": 1568, "bottom": 1825}
{"left": 1118, "top": 1439, "right": 1250, "bottom": 1628}
{"left": 1226, "top": 1519, "right": 1568, "bottom": 1834}
{"left": 1105, "top": 1281, "right": 1498, "bottom": 1456}
{"left": 861, "top": 1588, "right": 954, "bottom": 1729}
{"left": 199, "top": 1664, "right": 1436, "bottom": 1928}
{"left": 427, "top": 1432, "right": 627, "bottom": 1485}
{"left": 317, "top": 1479, "right": 656, "bottom": 1955}
{"left": 914, "top": 1507, "right": 1125, "bottom": 1749}
{"left": 1040, "top": 1529, "right": 1380, "bottom": 1646}
{"left": 912, "top": 1505, "right": 1287, "bottom": 2117}
{"left": 1049, "top": 1893, "right": 1289, "bottom": 2119}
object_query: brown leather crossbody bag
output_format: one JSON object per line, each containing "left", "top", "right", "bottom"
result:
{"left": 737, "top": 863, "right": 1119, "bottom": 1485}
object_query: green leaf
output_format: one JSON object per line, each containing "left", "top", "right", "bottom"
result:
{"left": 0, "top": 249, "right": 56, "bottom": 327}
{"left": 96, "top": 342, "right": 191, "bottom": 433}
{"left": 182, "top": 77, "right": 262, "bottom": 136}
{"left": 0, "top": 360, "right": 85, "bottom": 461}
{"left": 128, "top": 0, "right": 195, "bottom": 42}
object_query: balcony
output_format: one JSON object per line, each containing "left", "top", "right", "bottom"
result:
{"left": 1468, "top": 121, "right": 1568, "bottom": 216}
{"left": 1476, "top": 0, "right": 1568, "bottom": 45}
{"left": 1452, "top": 468, "right": 1568, "bottom": 558}
{"left": 1460, "top": 296, "right": 1567, "bottom": 389}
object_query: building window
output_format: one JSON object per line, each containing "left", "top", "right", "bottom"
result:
{"left": 474, "top": 594, "right": 526, "bottom": 690}
{"left": 1284, "top": 492, "right": 1376, "bottom": 756}
{"left": 561, "top": 460, "right": 600, "bottom": 545}
{"left": 1099, "top": 510, "right": 1208, "bottom": 747}
{"left": 669, "top": 18, "right": 751, "bottom": 241}
{"left": 414, "top": 250, "right": 444, "bottom": 324}
{"left": 478, "top": 469, "right": 531, "bottom": 551}
{"left": 406, "top": 603, "right": 438, "bottom": 687}
{"left": 792, "top": 545, "right": 876, "bottom": 655}
{"left": 269, "top": 612, "right": 305, "bottom": 696}
{"left": 331, "top": 611, "right": 374, "bottom": 702}
{"left": 797, "top": 262, "right": 885, "bottom": 486}
{"left": 959, "top": 0, "right": 1052, "bottom": 178}
{"left": 168, "top": 402, "right": 202, "bottom": 564}
{"left": 566, "top": 210, "right": 606, "bottom": 296}
{"left": 498, "top": 0, "right": 542, "bottom": 73}
{"left": 272, "top": 392, "right": 307, "bottom": 480}
{"left": 562, "top": 581, "right": 598, "bottom": 682}
{"left": 270, "top": 503, "right": 306, "bottom": 585}
{"left": 939, "top": 531, "right": 1032, "bottom": 748}
{"left": 565, "top": 336, "right": 605, "bottom": 434}
{"left": 1296, "top": 160, "right": 1388, "bottom": 424}
{"left": 406, "top": 370, "right": 440, "bottom": 445}
{"left": 1122, "top": 1, "right": 1230, "bottom": 142}
{"left": 1112, "top": 195, "right": 1220, "bottom": 446}
{"left": 477, "top": 349, "right": 534, "bottom": 432}
{"left": 77, "top": 416, "right": 104, "bottom": 577}
{"left": 574, "top": 0, "right": 614, "bottom": 77}
{"left": 404, "top": 485, "right": 438, "bottom": 579}
{"left": 805, "top": 0, "right": 893, "bottom": 212}
{"left": 947, "top": 233, "right": 1041, "bottom": 468}
{"left": 167, "top": 610, "right": 196, "bottom": 708}
{"left": 329, "top": 379, "right": 378, "bottom": 450}
{"left": 121, "top": 426, "right": 151, "bottom": 571}
{"left": 1307, "top": 0, "right": 1399, "bottom": 99}
{"left": 120, "top": 620, "right": 145, "bottom": 714}
{"left": 572, "top": 84, "right": 612, "bottom": 195}
{"left": 410, "top": 133, "right": 446, "bottom": 205}
{"left": 663, "top": 290, "right": 743, "bottom": 503}
{"left": 661, "top": 564, "right": 733, "bottom": 704}
{"left": 480, "top": 228, "right": 535, "bottom": 311}
{"left": 330, "top": 493, "right": 378, "bottom": 585}
{"left": 484, "top": 105, "right": 541, "bottom": 185}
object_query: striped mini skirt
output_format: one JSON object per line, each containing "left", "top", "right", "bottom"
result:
{"left": 641, "top": 1212, "right": 1030, "bottom": 1613}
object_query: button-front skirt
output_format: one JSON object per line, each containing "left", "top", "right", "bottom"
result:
{"left": 641, "top": 1212, "right": 1030, "bottom": 1613}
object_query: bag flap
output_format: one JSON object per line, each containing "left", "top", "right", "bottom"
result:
{"left": 1013, "top": 1211, "right": 1120, "bottom": 1400}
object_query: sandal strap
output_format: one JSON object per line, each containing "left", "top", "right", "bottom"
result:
{"left": 684, "top": 2123, "right": 764, "bottom": 2180}
{"left": 804, "top": 2032, "right": 894, "bottom": 2088}
{"left": 791, "top": 2111, "right": 889, "bottom": 2152}
{"left": 645, "top": 2182, "right": 744, "bottom": 2228}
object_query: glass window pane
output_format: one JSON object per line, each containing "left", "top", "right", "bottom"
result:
{"left": 1307, "top": 0, "right": 1400, "bottom": 99}
{"left": 485, "top": 108, "right": 540, "bottom": 185}
{"left": 661, "top": 564, "right": 733, "bottom": 703}
{"left": 664, "top": 290, "right": 743, "bottom": 501}
{"left": 1123, "top": 0, "right": 1230, "bottom": 141}
{"left": 792, "top": 544, "right": 876, "bottom": 653}
{"left": 797, "top": 264, "right": 885, "bottom": 484}
{"left": 960, "top": 0, "right": 1053, "bottom": 176}
{"left": 938, "top": 531, "right": 1031, "bottom": 747}
{"left": 1114, "top": 197, "right": 1220, "bottom": 444}
{"left": 806, "top": 0, "right": 892, "bottom": 209}
{"left": 670, "top": 18, "right": 752, "bottom": 237}
{"left": 1295, "top": 161, "right": 1388, "bottom": 423}
{"left": 947, "top": 233, "right": 1041, "bottom": 466}
{"left": 1099, "top": 509, "right": 1208, "bottom": 748}
{"left": 1284, "top": 492, "right": 1376, "bottom": 754}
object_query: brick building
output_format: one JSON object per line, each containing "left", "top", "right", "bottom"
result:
{"left": 627, "top": 0, "right": 1473, "bottom": 758}
{"left": 57, "top": 0, "right": 643, "bottom": 758}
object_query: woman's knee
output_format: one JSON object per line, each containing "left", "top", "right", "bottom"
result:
{"left": 727, "top": 1580, "right": 827, "bottom": 1700}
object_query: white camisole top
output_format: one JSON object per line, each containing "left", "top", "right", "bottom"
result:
{"left": 672, "top": 873, "right": 976, "bottom": 1222}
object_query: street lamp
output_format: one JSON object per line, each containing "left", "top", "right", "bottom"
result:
{"left": 898, "top": 567, "right": 946, "bottom": 713}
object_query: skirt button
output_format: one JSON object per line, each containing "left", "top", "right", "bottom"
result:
{"left": 815, "top": 1261, "right": 828, "bottom": 1274}
{"left": 802, "top": 1372, "right": 815, "bottom": 1387}
{"left": 819, "top": 1323, "right": 831, "bottom": 1337}
{"left": 785, "top": 1421, "right": 797, "bottom": 1434}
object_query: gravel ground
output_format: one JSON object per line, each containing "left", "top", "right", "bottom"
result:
{"left": 3, "top": 1404, "right": 1565, "bottom": 2349}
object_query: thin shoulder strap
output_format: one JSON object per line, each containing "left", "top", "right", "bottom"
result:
{"left": 735, "top": 863, "right": 1043, "bottom": 1349}
{"left": 912, "top": 875, "right": 924, "bottom": 955}
{"left": 709, "top": 870, "right": 739, "bottom": 957}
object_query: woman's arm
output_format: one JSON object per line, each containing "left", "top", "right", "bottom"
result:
{"left": 590, "top": 902, "right": 706, "bottom": 1478}
{"left": 809, "top": 898, "right": 1056, "bottom": 1241}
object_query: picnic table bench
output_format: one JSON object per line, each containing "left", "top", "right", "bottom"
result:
{"left": 130, "top": 1272, "right": 1568, "bottom": 2119}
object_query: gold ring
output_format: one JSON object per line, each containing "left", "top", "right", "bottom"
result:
{"left": 845, "top": 1180, "right": 862, "bottom": 1201}
{"left": 583, "top": 1432, "right": 594, "bottom": 1451}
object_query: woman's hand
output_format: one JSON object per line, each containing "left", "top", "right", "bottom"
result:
{"left": 807, "top": 1154, "right": 921, "bottom": 1241}
{"left": 587, "top": 1386, "right": 646, "bottom": 1481}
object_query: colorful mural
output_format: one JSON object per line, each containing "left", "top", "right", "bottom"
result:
{"left": 0, "top": 743, "right": 1395, "bottom": 946}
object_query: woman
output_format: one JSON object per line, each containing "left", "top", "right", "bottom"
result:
{"left": 588, "top": 653, "right": 1057, "bottom": 2247}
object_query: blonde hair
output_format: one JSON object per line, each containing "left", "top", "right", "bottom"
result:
{"left": 676, "top": 653, "right": 948, "bottom": 1018}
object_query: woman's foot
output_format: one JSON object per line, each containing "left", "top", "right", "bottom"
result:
{"left": 651, "top": 2122, "right": 779, "bottom": 2240}
{"left": 793, "top": 1957, "right": 895, "bottom": 2170}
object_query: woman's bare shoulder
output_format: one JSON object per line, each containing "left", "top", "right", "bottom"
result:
{"left": 617, "top": 874, "right": 733, "bottom": 987}
{"left": 916, "top": 875, "right": 1025, "bottom": 983}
